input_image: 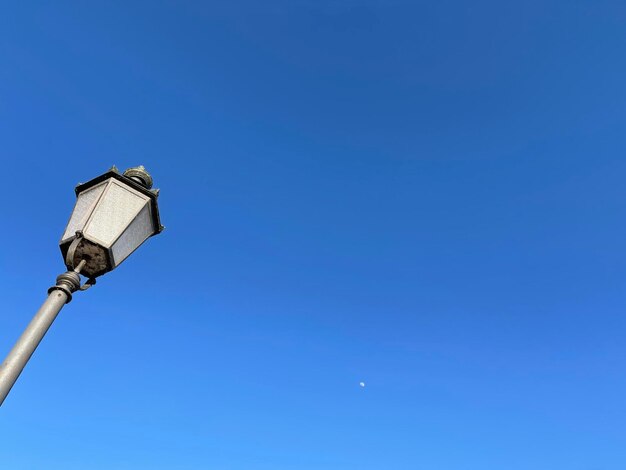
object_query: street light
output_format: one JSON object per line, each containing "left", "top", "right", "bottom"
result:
{"left": 0, "top": 165, "right": 163, "bottom": 406}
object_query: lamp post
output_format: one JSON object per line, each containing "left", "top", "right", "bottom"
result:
{"left": 0, "top": 166, "right": 163, "bottom": 406}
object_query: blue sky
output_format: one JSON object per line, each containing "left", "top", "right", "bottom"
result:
{"left": 2, "top": 1, "right": 626, "bottom": 468}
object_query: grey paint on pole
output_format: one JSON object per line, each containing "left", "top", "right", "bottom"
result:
{"left": 0, "top": 267, "right": 83, "bottom": 406}
{"left": 0, "top": 290, "right": 68, "bottom": 406}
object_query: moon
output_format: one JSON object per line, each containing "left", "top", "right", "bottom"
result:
{"left": 359, "top": 382, "right": 366, "bottom": 388}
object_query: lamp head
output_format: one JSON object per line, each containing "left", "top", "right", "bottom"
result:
{"left": 59, "top": 166, "right": 163, "bottom": 278}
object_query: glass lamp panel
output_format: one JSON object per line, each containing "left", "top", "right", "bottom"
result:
{"left": 111, "top": 203, "right": 154, "bottom": 266}
{"left": 83, "top": 180, "right": 149, "bottom": 247}
{"left": 61, "top": 181, "right": 107, "bottom": 243}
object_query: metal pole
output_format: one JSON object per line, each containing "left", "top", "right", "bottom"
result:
{"left": 0, "top": 265, "right": 84, "bottom": 406}
{"left": 0, "top": 291, "right": 68, "bottom": 405}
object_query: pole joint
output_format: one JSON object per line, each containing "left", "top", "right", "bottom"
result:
{"left": 48, "top": 272, "right": 81, "bottom": 303}
{"left": 47, "top": 260, "right": 95, "bottom": 303}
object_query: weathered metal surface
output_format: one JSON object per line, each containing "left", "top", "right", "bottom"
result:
{"left": 123, "top": 165, "right": 153, "bottom": 189}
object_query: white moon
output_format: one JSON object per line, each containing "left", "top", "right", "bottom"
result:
{"left": 359, "top": 382, "right": 365, "bottom": 388}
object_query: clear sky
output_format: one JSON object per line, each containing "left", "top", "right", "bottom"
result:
{"left": 2, "top": 1, "right": 626, "bottom": 469}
